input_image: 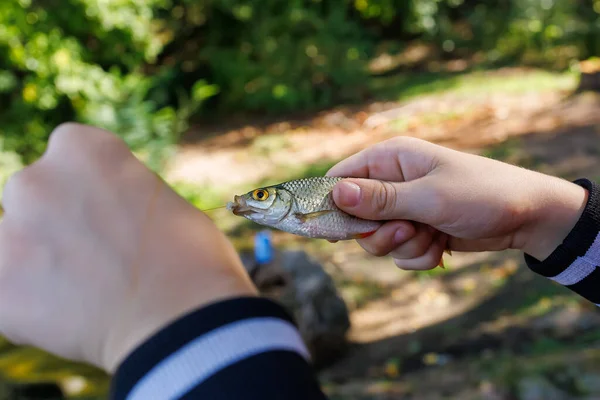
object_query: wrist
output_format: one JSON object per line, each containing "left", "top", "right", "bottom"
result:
{"left": 517, "top": 175, "right": 589, "bottom": 261}
{"left": 103, "top": 274, "right": 257, "bottom": 374}
{"left": 100, "top": 200, "right": 259, "bottom": 373}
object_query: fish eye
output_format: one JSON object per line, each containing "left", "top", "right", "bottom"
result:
{"left": 252, "top": 189, "right": 269, "bottom": 201}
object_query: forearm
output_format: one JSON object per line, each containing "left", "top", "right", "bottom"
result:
{"left": 109, "top": 297, "right": 328, "bottom": 400}
{"left": 524, "top": 178, "right": 600, "bottom": 306}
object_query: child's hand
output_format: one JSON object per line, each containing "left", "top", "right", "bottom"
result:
{"left": 327, "top": 137, "right": 588, "bottom": 270}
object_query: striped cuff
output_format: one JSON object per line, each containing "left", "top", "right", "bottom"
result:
{"left": 110, "top": 297, "right": 327, "bottom": 400}
{"left": 524, "top": 178, "right": 600, "bottom": 305}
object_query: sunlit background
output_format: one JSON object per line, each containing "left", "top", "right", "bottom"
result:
{"left": 1, "top": 0, "right": 600, "bottom": 399}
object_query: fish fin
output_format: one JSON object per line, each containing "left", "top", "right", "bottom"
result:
{"left": 444, "top": 249, "right": 452, "bottom": 256}
{"left": 437, "top": 257, "right": 446, "bottom": 269}
{"left": 350, "top": 230, "right": 377, "bottom": 239}
{"left": 294, "top": 210, "right": 333, "bottom": 223}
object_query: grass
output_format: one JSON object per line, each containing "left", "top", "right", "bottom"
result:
{"left": 337, "top": 278, "right": 391, "bottom": 310}
{"left": 370, "top": 68, "right": 577, "bottom": 103}
{"left": 482, "top": 138, "right": 522, "bottom": 161}
{"left": 250, "top": 134, "right": 292, "bottom": 156}
{"left": 170, "top": 180, "right": 227, "bottom": 210}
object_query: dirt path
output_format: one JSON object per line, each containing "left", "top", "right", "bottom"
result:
{"left": 165, "top": 76, "right": 599, "bottom": 190}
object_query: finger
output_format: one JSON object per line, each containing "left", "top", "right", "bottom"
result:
{"left": 356, "top": 220, "right": 417, "bottom": 257}
{"left": 326, "top": 139, "right": 406, "bottom": 181}
{"left": 326, "top": 136, "right": 438, "bottom": 181}
{"left": 393, "top": 231, "right": 447, "bottom": 271}
{"left": 331, "top": 176, "right": 443, "bottom": 224}
{"left": 389, "top": 223, "right": 435, "bottom": 260}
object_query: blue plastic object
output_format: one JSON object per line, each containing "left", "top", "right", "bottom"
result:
{"left": 254, "top": 230, "right": 274, "bottom": 264}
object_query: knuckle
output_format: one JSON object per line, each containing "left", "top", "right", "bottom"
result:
{"left": 47, "top": 122, "right": 84, "bottom": 148}
{"left": 413, "top": 242, "right": 429, "bottom": 258}
{"left": 47, "top": 123, "right": 126, "bottom": 156}
{"left": 3, "top": 167, "right": 41, "bottom": 202}
{"left": 373, "top": 181, "right": 397, "bottom": 217}
{"left": 368, "top": 241, "right": 390, "bottom": 257}
{"left": 44, "top": 123, "right": 131, "bottom": 172}
{"left": 358, "top": 239, "right": 386, "bottom": 257}
{"left": 384, "top": 135, "right": 423, "bottom": 151}
{"left": 390, "top": 232, "right": 430, "bottom": 259}
{"left": 422, "top": 248, "right": 438, "bottom": 263}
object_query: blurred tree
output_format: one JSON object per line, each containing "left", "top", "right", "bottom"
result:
{"left": 0, "top": 0, "right": 598, "bottom": 170}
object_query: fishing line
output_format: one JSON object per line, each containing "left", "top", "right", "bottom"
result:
{"left": 200, "top": 205, "right": 226, "bottom": 212}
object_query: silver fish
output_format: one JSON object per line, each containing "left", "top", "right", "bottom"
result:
{"left": 226, "top": 176, "right": 382, "bottom": 240}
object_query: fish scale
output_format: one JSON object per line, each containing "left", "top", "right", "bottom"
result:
{"left": 279, "top": 177, "right": 342, "bottom": 214}
{"left": 228, "top": 176, "right": 383, "bottom": 241}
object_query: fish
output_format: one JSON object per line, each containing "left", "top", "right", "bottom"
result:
{"left": 226, "top": 176, "right": 383, "bottom": 241}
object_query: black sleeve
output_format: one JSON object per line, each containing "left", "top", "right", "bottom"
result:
{"left": 524, "top": 178, "right": 600, "bottom": 306}
{"left": 109, "top": 296, "right": 329, "bottom": 400}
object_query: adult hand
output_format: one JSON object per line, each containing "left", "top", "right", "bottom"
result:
{"left": 327, "top": 136, "right": 588, "bottom": 270}
{"left": 0, "top": 123, "right": 256, "bottom": 373}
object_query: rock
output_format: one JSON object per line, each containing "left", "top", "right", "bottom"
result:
{"left": 518, "top": 375, "right": 572, "bottom": 400}
{"left": 530, "top": 307, "right": 600, "bottom": 335}
{"left": 241, "top": 249, "right": 351, "bottom": 368}
{"left": 577, "top": 72, "right": 600, "bottom": 92}
{"left": 577, "top": 59, "right": 600, "bottom": 92}
{"left": 576, "top": 372, "right": 600, "bottom": 395}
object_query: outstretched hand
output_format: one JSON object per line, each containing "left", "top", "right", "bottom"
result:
{"left": 0, "top": 123, "right": 256, "bottom": 372}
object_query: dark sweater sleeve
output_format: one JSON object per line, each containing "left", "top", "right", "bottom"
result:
{"left": 109, "top": 296, "right": 329, "bottom": 400}
{"left": 524, "top": 178, "right": 600, "bottom": 306}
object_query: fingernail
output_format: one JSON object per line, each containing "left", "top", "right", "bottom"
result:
{"left": 394, "top": 226, "right": 410, "bottom": 245}
{"left": 335, "top": 181, "right": 361, "bottom": 207}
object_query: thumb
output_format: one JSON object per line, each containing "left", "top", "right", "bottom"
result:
{"left": 332, "top": 178, "right": 435, "bottom": 222}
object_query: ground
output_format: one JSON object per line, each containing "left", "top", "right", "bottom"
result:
{"left": 0, "top": 67, "right": 599, "bottom": 399}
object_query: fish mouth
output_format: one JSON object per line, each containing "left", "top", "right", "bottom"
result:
{"left": 227, "top": 195, "right": 254, "bottom": 216}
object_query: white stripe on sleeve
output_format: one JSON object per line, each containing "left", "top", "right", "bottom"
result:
{"left": 550, "top": 232, "right": 600, "bottom": 286}
{"left": 127, "top": 317, "right": 311, "bottom": 400}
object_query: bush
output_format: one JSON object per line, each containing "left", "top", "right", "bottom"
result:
{"left": 1, "top": 0, "right": 599, "bottom": 173}
{"left": 0, "top": 0, "right": 376, "bottom": 169}
{"left": 0, "top": 0, "right": 217, "bottom": 170}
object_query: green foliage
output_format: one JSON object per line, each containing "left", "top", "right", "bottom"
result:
{"left": 0, "top": 0, "right": 216, "bottom": 169}
{"left": 1, "top": 0, "right": 600, "bottom": 172}
{"left": 174, "top": 0, "right": 373, "bottom": 112}
{"left": 170, "top": 181, "right": 225, "bottom": 211}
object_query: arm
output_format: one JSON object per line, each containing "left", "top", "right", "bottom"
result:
{"left": 0, "top": 123, "right": 328, "bottom": 400}
{"left": 524, "top": 179, "right": 600, "bottom": 306}
{"left": 110, "top": 297, "right": 327, "bottom": 400}
{"left": 326, "top": 136, "right": 597, "bottom": 306}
